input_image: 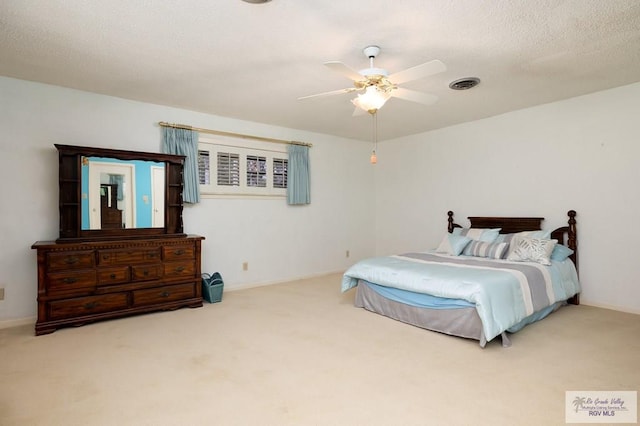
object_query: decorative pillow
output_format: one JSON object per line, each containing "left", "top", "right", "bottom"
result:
{"left": 436, "top": 235, "right": 471, "bottom": 256}
{"left": 494, "top": 233, "right": 514, "bottom": 244}
{"left": 550, "top": 244, "right": 574, "bottom": 261}
{"left": 452, "top": 228, "right": 501, "bottom": 243}
{"left": 495, "top": 230, "right": 551, "bottom": 243}
{"left": 503, "top": 230, "right": 552, "bottom": 259}
{"left": 463, "top": 240, "right": 509, "bottom": 259}
{"left": 507, "top": 238, "right": 558, "bottom": 265}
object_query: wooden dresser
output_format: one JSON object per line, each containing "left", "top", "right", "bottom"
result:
{"left": 32, "top": 235, "right": 204, "bottom": 335}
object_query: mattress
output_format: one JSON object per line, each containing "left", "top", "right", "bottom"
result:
{"left": 344, "top": 251, "right": 580, "bottom": 344}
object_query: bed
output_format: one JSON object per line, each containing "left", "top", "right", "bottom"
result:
{"left": 342, "top": 210, "right": 580, "bottom": 347}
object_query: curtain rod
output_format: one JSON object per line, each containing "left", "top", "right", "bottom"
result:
{"left": 158, "top": 122, "right": 312, "bottom": 147}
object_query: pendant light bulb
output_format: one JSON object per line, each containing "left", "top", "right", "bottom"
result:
{"left": 370, "top": 110, "right": 378, "bottom": 165}
{"left": 370, "top": 151, "right": 377, "bottom": 164}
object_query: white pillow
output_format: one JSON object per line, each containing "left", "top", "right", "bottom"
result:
{"left": 504, "top": 230, "right": 551, "bottom": 259}
{"left": 507, "top": 238, "right": 557, "bottom": 265}
{"left": 436, "top": 235, "right": 471, "bottom": 256}
{"left": 452, "top": 227, "right": 501, "bottom": 243}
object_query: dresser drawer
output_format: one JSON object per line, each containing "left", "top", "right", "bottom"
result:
{"left": 97, "top": 267, "right": 130, "bottom": 286}
{"left": 46, "top": 270, "right": 96, "bottom": 293}
{"left": 131, "top": 264, "right": 162, "bottom": 281}
{"left": 163, "top": 261, "right": 196, "bottom": 279}
{"left": 98, "top": 248, "right": 161, "bottom": 265}
{"left": 46, "top": 251, "right": 95, "bottom": 271}
{"left": 48, "top": 293, "right": 129, "bottom": 320}
{"left": 163, "top": 244, "right": 195, "bottom": 261}
{"left": 133, "top": 283, "right": 196, "bottom": 307}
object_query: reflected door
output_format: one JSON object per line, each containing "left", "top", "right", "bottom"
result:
{"left": 100, "top": 184, "right": 123, "bottom": 229}
{"left": 88, "top": 162, "right": 134, "bottom": 229}
{"left": 151, "top": 166, "right": 165, "bottom": 228}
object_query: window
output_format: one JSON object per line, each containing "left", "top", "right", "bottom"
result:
{"left": 198, "top": 137, "right": 287, "bottom": 197}
{"left": 198, "top": 150, "right": 210, "bottom": 185}
{"left": 217, "top": 152, "right": 240, "bottom": 186}
{"left": 273, "top": 158, "right": 287, "bottom": 189}
{"left": 246, "top": 155, "right": 266, "bottom": 187}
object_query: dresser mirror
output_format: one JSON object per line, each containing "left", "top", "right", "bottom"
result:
{"left": 56, "top": 144, "right": 186, "bottom": 242}
{"left": 81, "top": 156, "right": 165, "bottom": 230}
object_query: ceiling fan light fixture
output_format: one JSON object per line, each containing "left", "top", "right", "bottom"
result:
{"left": 352, "top": 86, "right": 391, "bottom": 114}
{"left": 299, "top": 45, "right": 446, "bottom": 115}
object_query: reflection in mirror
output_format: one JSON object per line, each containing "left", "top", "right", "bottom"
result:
{"left": 81, "top": 157, "right": 165, "bottom": 230}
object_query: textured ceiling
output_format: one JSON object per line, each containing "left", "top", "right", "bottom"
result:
{"left": 1, "top": 0, "right": 639, "bottom": 141}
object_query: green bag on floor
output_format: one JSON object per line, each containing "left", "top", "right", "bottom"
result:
{"left": 202, "top": 272, "right": 224, "bottom": 303}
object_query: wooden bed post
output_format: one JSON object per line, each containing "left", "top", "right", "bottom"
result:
{"left": 565, "top": 210, "right": 578, "bottom": 273}
{"left": 567, "top": 210, "right": 577, "bottom": 249}
{"left": 447, "top": 211, "right": 455, "bottom": 233}
{"left": 567, "top": 210, "right": 580, "bottom": 305}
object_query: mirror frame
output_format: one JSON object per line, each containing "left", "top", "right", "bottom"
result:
{"left": 55, "top": 144, "right": 186, "bottom": 242}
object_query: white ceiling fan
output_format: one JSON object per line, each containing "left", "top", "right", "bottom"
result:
{"left": 298, "top": 45, "right": 447, "bottom": 115}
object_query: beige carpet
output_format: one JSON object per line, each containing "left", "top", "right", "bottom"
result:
{"left": 1, "top": 273, "right": 638, "bottom": 426}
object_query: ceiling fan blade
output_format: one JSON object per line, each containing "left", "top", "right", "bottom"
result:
{"left": 324, "top": 61, "right": 363, "bottom": 81}
{"left": 297, "top": 87, "right": 358, "bottom": 101}
{"left": 388, "top": 59, "right": 446, "bottom": 84}
{"left": 392, "top": 88, "right": 439, "bottom": 105}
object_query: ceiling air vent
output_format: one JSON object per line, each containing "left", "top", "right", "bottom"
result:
{"left": 449, "top": 77, "right": 480, "bottom": 90}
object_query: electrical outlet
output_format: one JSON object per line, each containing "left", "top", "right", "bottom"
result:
{"left": 346, "top": 250, "right": 350, "bottom": 258}
{"left": 242, "top": 262, "right": 248, "bottom": 271}
{"left": 0, "top": 287, "right": 4, "bottom": 301}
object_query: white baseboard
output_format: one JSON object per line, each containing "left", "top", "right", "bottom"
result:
{"left": 224, "top": 269, "right": 344, "bottom": 292}
{"left": 580, "top": 300, "right": 640, "bottom": 316}
{"left": 0, "top": 316, "right": 35, "bottom": 330}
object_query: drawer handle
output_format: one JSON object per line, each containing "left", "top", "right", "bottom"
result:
{"left": 84, "top": 302, "right": 98, "bottom": 310}
{"left": 102, "top": 255, "right": 110, "bottom": 260}
{"left": 110, "top": 273, "right": 117, "bottom": 279}
{"left": 62, "top": 277, "right": 77, "bottom": 284}
{"left": 65, "top": 256, "right": 79, "bottom": 265}
{"left": 143, "top": 270, "right": 149, "bottom": 276}
{"left": 175, "top": 249, "right": 185, "bottom": 256}
{"left": 175, "top": 266, "right": 185, "bottom": 272}
{"left": 160, "top": 291, "right": 170, "bottom": 298}
{"left": 148, "top": 253, "right": 157, "bottom": 258}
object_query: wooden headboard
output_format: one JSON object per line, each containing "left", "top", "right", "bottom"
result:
{"left": 469, "top": 216, "right": 544, "bottom": 234}
{"left": 447, "top": 210, "right": 579, "bottom": 305}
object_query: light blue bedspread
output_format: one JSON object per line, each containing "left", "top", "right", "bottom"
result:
{"left": 342, "top": 252, "right": 580, "bottom": 342}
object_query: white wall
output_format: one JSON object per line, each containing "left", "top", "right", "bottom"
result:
{"left": 375, "top": 82, "right": 640, "bottom": 314}
{"left": 0, "top": 77, "right": 376, "bottom": 323}
{"left": 2, "top": 76, "right": 638, "bottom": 324}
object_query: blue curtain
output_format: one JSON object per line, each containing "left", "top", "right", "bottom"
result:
{"left": 161, "top": 127, "right": 200, "bottom": 204}
{"left": 287, "top": 144, "right": 310, "bottom": 205}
